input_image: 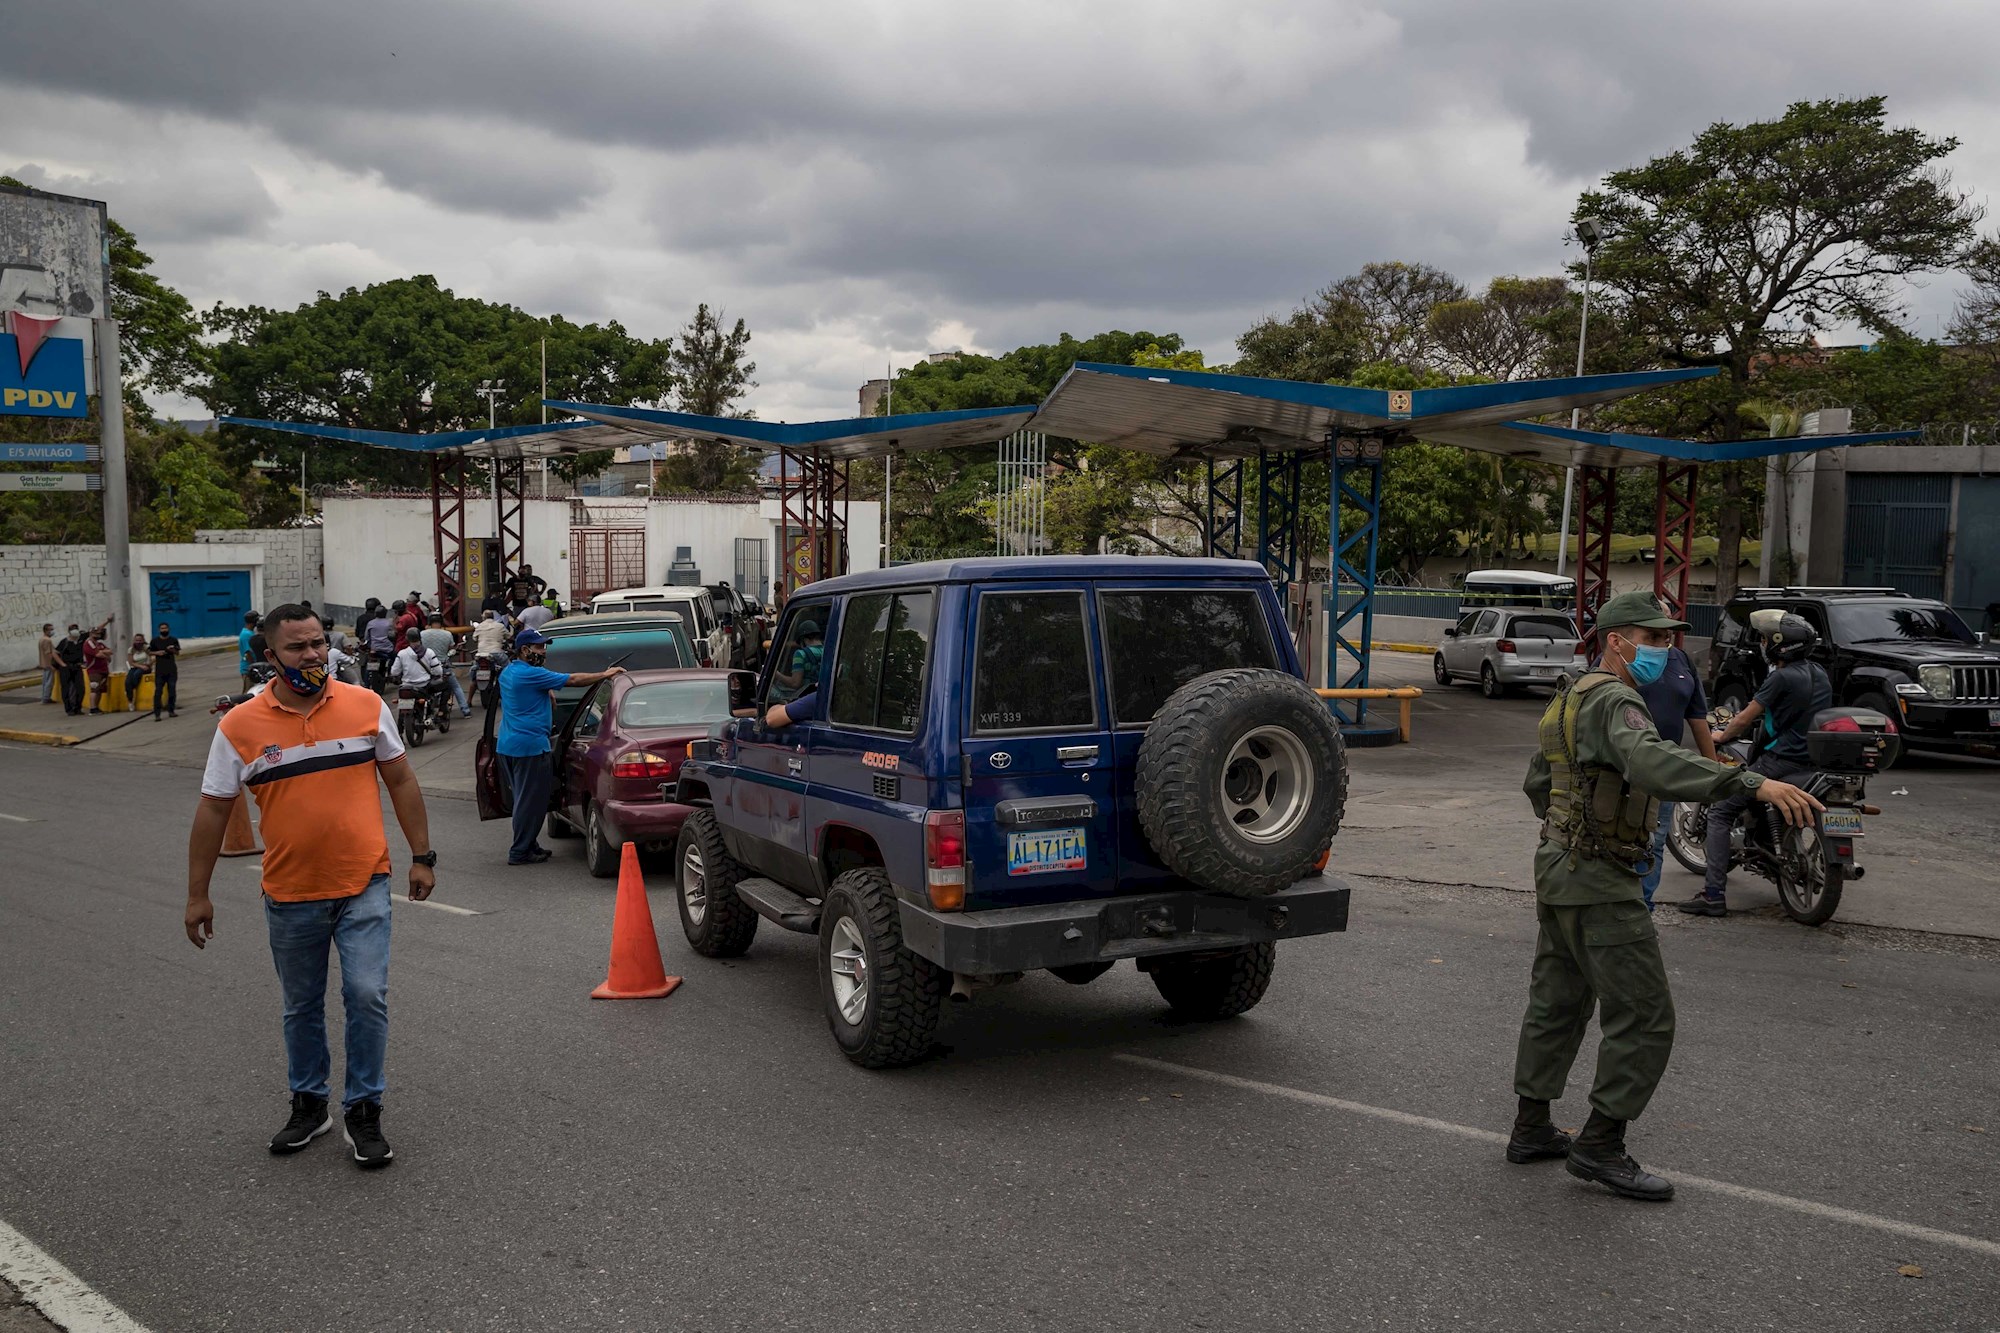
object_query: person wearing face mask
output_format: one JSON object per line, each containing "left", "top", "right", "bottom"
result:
{"left": 1632, "top": 636, "right": 1716, "bottom": 910}
{"left": 1684, "top": 612, "right": 1831, "bottom": 918}
{"left": 148, "top": 622, "right": 182, "bottom": 718}
{"left": 1509, "top": 592, "right": 1822, "bottom": 1204}
{"left": 54, "top": 623, "right": 88, "bottom": 715}
{"left": 495, "top": 628, "right": 625, "bottom": 866}
{"left": 184, "top": 604, "right": 436, "bottom": 1170}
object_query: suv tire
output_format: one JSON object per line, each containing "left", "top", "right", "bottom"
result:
{"left": 1136, "top": 668, "right": 1346, "bottom": 898}
{"left": 1148, "top": 943, "right": 1275, "bottom": 1019}
{"left": 819, "top": 867, "right": 945, "bottom": 1069}
{"left": 676, "top": 810, "right": 758, "bottom": 957}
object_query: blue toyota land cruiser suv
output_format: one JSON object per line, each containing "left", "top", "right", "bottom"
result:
{"left": 674, "top": 556, "right": 1352, "bottom": 1067}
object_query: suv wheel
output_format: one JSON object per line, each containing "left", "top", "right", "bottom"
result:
{"left": 675, "top": 810, "right": 758, "bottom": 957}
{"left": 1148, "top": 944, "right": 1276, "bottom": 1020}
{"left": 1136, "top": 669, "right": 1347, "bottom": 898}
{"left": 1432, "top": 653, "right": 1452, "bottom": 686}
{"left": 582, "top": 801, "right": 620, "bottom": 878}
{"left": 819, "top": 867, "right": 945, "bottom": 1068}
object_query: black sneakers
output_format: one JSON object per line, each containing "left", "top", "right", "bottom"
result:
{"left": 343, "top": 1100, "right": 395, "bottom": 1168}
{"left": 1677, "top": 893, "right": 1727, "bottom": 918}
{"left": 269, "top": 1092, "right": 332, "bottom": 1154}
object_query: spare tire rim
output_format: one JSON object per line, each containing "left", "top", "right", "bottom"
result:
{"left": 828, "top": 915, "right": 870, "bottom": 1025}
{"left": 1220, "top": 724, "right": 1314, "bottom": 844}
{"left": 682, "top": 844, "right": 708, "bottom": 925}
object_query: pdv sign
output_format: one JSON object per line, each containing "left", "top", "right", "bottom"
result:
{"left": 1, "top": 329, "right": 89, "bottom": 418}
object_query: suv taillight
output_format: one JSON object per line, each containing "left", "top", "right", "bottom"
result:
{"left": 613, "top": 750, "right": 681, "bottom": 780}
{"left": 923, "top": 809, "right": 966, "bottom": 911}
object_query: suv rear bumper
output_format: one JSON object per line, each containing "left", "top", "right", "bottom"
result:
{"left": 897, "top": 873, "right": 1351, "bottom": 975}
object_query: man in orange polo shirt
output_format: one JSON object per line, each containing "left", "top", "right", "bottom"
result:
{"left": 184, "top": 604, "right": 437, "bottom": 1169}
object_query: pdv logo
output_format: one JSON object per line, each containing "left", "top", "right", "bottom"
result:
{"left": 0, "top": 311, "right": 87, "bottom": 418}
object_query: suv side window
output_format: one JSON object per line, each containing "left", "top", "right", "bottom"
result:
{"left": 829, "top": 590, "right": 935, "bottom": 733}
{"left": 1099, "top": 588, "right": 1279, "bottom": 726}
{"left": 973, "top": 592, "right": 1096, "bottom": 733}
{"left": 765, "top": 604, "right": 829, "bottom": 705}
{"left": 1715, "top": 606, "right": 1745, "bottom": 646}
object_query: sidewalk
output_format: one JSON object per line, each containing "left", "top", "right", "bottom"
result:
{"left": 0, "top": 639, "right": 235, "bottom": 744}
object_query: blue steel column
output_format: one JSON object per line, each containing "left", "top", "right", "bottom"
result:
{"left": 1328, "top": 437, "right": 1385, "bottom": 729}
{"left": 1255, "top": 448, "right": 1304, "bottom": 581}
{"left": 1205, "top": 457, "right": 1244, "bottom": 558}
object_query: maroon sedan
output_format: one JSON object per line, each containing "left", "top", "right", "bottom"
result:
{"left": 547, "top": 668, "right": 743, "bottom": 877}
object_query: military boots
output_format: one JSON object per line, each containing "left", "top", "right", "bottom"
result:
{"left": 1505, "top": 1096, "right": 1574, "bottom": 1164}
{"left": 1565, "top": 1109, "right": 1674, "bottom": 1201}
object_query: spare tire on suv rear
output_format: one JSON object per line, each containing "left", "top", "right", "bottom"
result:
{"left": 1136, "top": 668, "right": 1346, "bottom": 898}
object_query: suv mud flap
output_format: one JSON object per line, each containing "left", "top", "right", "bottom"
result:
{"left": 896, "top": 874, "right": 1351, "bottom": 975}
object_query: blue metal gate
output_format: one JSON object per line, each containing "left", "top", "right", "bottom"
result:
{"left": 150, "top": 569, "right": 251, "bottom": 639}
{"left": 1956, "top": 476, "right": 2000, "bottom": 628}
{"left": 1843, "top": 474, "right": 1949, "bottom": 598}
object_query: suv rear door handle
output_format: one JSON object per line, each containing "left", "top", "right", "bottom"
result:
{"left": 1056, "top": 745, "right": 1098, "bottom": 762}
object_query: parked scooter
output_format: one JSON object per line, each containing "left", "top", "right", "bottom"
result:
{"left": 1664, "top": 706, "right": 1898, "bottom": 926}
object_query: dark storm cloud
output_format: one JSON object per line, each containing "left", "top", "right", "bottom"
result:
{"left": 3, "top": 1, "right": 1996, "bottom": 418}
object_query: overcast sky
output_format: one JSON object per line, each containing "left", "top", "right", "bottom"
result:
{"left": 5, "top": 1, "right": 1999, "bottom": 424}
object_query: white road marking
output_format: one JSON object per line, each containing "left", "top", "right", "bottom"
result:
{"left": 0, "top": 1216, "right": 152, "bottom": 1332}
{"left": 393, "top": 897, "right": 481, "bottom": 916}
{"left": 0, "top": 811, "right": 34, "bottom": 822}
{"left": 1114, "top": 1054, "right": 2000, "bottom": 1261}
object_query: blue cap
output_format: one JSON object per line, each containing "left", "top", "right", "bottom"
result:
{"left": 514, "top": 627, "right": 550, "bottom": 646}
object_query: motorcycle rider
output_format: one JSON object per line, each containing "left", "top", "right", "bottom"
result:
{"left": 1682, "top": 612, "right": 1832, "bottom": 917}
{"left": 389, "top": 628, "right": 448, "bottom": 722}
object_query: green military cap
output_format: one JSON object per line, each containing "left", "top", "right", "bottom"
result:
{"left": 1595, "top": 590, "right": 1691, "bottom": 632}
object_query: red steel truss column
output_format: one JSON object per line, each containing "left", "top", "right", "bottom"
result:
{"left": 778, "top": 447, "right": 815, "bottom": 596}
{"left": 429, "top": 455, "right": 470, "bottom": 625}
{"left": 1652, "top": 460, "right": 1700, "bottom": 636}
{"left": 1573, "top": 464, "right": 1617, "bottom": 646}
{"left": 496, "top": 456, "right": 527, "bottom": 587}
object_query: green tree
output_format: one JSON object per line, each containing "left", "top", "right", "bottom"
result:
{"left": 664, "top": 304, "right": 760, "bottom": 492}
{"left": 1428, "top": 275, "right": 1571, "bottom": 381}
{"left": 1236, "top": 262, "right": 1466, "bottom": 382}
{"left": 1575, "top": 96, "right": 1981, "bottom": 597}
{"left": 147, "top": 437, "right": 248, "bottom": 539}
{"left": 204, "top": 276, "right": 673, "bottom": 488}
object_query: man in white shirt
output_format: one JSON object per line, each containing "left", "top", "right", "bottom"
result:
{"left": 389, "top": 629, "right": 444, "bottom": 693}
{"left": 419, "top": 613, "right": 471, "bottom": 718}
{"left": 472, "top": 609, "right": 508, "bottom": 660}
{"left": 516, "top": 600, "right": 555, "bottom": 634}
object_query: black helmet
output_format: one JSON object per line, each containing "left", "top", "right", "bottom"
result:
{"left": 1765, "top": 612, "right": 1817, "bottom": 663}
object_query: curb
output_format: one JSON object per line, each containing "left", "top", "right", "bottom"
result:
{"left": 1372, "top": 641, "right": 1437, "bottom": 654}
{"left": 0, "top": 640, "right": 234, "bottom": 694}
{"left": 0, "top": 727, "right": 80, "bottom": 747}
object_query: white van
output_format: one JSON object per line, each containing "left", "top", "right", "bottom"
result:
{"left": 590, "top": 585, "right": 719, "bottom": 662}
{"left": 1458, "top": 569, "right": 1578, "bottom": 615}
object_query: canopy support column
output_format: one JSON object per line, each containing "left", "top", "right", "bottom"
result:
{"left": 1255, "top": 448, "right": 1304, "bottom": 582}
{"left": 778, "top": 447, "right": 812, "bottom": 595}
{"left": 816, "top": 455, "right": 850, "bottom": 580}
{"left": 495, "top": 457, "right": 527, "bottom": 588}
{"left": 1652, "top": 461, "right": 1699, "bottom": 637}
{"left": 1573, "top": 464, "right": 1617, "bottom": 647}
{"left": 1205, "top": 457, "right": 1244, "bottom": 558}
{"left": 429, "top": 455, "right": 469, "bottom": 625}
{"left": 1329, "top": 437, "right": 1389, "bottom": 738}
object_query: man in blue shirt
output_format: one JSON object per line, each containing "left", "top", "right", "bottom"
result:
{"left": 239, "top": 612, "right": 262, "bottom": 691}
{"left": 496, "top": 629, "right": 625, "bottom": 865}
{"left": 1632, "top": 643, "right": 1715, "bottom": 909}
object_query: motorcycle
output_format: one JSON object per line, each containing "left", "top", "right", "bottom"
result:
{"left": 471, "top": 653, "right": 505, "bottom": 712}
{"left": 1664, "top": 707, "right": 1897, "bottom": 926}
{"left": 396, "top": 676, "right": 453, "bottom": 747}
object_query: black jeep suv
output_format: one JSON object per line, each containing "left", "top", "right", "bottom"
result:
{"left": 1706, "top": 587, "right": 2000, "bottom": 761}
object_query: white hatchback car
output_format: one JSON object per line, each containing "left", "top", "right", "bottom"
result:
{"left": 1434, "top": 608, "right": 1588, "bottom": 698}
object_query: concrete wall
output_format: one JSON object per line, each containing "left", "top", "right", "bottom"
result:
{"left": 0, "top": 545, "right": 111, "bottom": 674}
{"left": 1802, "top": 443, "right": 2000, "bottom": 592}
{"left": 316, "top": 495, "right": 883, "bottom": 623}
{"left": 130, "top": 543, "right": 266, "bottom": 638}
{"left": 196, "top": 527, "right": 322, "bottom": 609}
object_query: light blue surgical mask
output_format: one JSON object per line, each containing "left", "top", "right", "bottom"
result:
{"left": 1628, "top": 643, "right": 1669, "bottom": 685}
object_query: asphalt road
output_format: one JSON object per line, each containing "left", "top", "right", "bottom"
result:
{"left": 2, "top": 739, "right": 1997, "bottom": 1332}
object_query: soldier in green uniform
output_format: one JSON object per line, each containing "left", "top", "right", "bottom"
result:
{"left": 1506, "top": 591, "right": 1822, "bottom": 1201}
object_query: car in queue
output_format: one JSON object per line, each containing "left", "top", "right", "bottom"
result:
{"left": 590, "top": 585, "right": 722, "bottom": 663}
{"left": 545, "top": 668, "right": 752, "bottom": 877}
{"left": 1434, "top": 607, "right": 1587, "bottom": 697}
{"left": 537, "top": 613, "right": 699, "bottom": 733}
{"left": 1456, "top": 568, "right": 1578, "bottom": 615}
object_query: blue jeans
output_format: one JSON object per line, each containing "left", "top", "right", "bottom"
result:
{"left": 501, "top": 752, "right": 555, "bottom": 862}
{"left": 1703, "top": 753, "right": 1814, "bottom": 900}
{"left": 1639, "top": 803, "right": 1673, "bottom": 909}
{"left": 264, "top": 874, "right": 392, "bottom": 1108}
{"left": 445, "top": 667, "right": 469, "bottom": 715}
{"left": 40, "top": 666, "right": 55, "bottom": 702}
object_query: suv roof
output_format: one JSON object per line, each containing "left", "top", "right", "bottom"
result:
{"left": 1729, "top": 586, "right": 1911, "bottom": 602}
{"left": 802, "top": 555, "right": 1271, "bottom": 596}
{"left": 596, "top": 585, "right": 708, "bottom": 602}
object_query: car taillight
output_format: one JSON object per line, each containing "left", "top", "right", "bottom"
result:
{"left": 1497, "top": 638, "right": 1516, "bottom": 653}
{"left": 1820, "top": 714, "right": 1898, "bottom": 735}
{"left": 613, "top": 750, "right": 681, "bottom": 780}
{"left": 924, "top": 809, "right": 966, "bottom": 911}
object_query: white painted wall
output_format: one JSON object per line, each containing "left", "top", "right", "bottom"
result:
{"left": 131, "top": 543, "right": 266, "bottom": 637}
{"left": 318, "top": 495, "right": 882, "bottom": 618}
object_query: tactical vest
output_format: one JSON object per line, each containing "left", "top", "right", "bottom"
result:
{"left": 1539, "top": 671, "right": 1660, "bottom": 867}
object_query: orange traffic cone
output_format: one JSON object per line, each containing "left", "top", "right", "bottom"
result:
{"left": 219, "top": 793, "right": 263, "bottom": 858}
{"left": 590, "top": 842, "right": 682, "bottom": 1000}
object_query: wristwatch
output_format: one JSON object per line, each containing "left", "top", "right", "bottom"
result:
{"left": 412, "top": 851, "right": 438, "bottom": 868}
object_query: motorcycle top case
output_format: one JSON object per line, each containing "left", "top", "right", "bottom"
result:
{"left": 1808, "top": 707, "right": 1900, "bottom": 772}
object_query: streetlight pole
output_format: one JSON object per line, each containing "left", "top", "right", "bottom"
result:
{"left": 1554, "top": 218, "right": 1605, "bottom": 579}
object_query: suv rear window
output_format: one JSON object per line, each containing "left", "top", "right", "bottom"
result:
{"left": 973, "top": 592, "right": 1095, "bottom": 732}
{"left": 1100, "top": 589, "right": 1278, "bottom": 725}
